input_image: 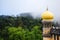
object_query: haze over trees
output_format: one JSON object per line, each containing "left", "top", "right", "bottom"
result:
{"left": 0, "top": 13, "right": 42, "bottom": 40}
{"left": 0, "top": 13, "right": 59, "bottom": 40}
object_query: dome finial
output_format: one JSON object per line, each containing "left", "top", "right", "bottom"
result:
{"left": 46, "top": 6, "right": 48, "bottom": 11}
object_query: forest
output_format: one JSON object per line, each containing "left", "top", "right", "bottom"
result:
{"left": 0, "top": 13, "right": 43, "bottom": 40}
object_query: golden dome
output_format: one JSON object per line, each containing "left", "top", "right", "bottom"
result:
{"left": 41, "top": 10, "right": 54, "bottom": 20}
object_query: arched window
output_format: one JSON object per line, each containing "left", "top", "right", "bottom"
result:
{"left": 54, "top": 34, "right": 56, "bottom": 40}
{"left": 57, "top": 35, "right": 59, "bottom": 40}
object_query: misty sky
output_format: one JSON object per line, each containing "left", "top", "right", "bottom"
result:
{"left": 0, "top": 0, "right": 60, "bottom": 21}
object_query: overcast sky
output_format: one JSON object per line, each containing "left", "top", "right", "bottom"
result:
{"left": 0, "top": 0, "right": 60, "bottom": 21}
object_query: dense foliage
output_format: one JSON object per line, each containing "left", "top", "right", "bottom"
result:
{"left": 0, "top": 13, "right": 42, "bottom": 40}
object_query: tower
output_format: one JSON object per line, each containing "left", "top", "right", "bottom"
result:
{"left": 41, "top": 8, "right": 54, "bottom": 40}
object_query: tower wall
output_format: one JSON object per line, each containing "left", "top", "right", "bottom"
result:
{"left": 42, "top": 20, "right": 53, "bottom": 40}
{"left": 43, "top": 35, "right": 55, "bottom": 40}
{"left": 43, "top": 37, "right": 51, "bottom": 40}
